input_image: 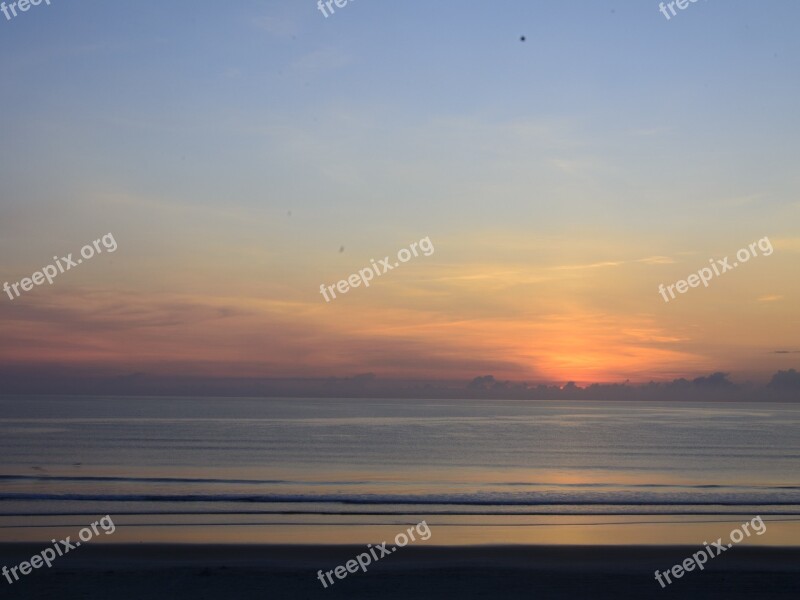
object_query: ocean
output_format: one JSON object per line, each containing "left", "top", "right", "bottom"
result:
{"left": 1, "top": 396, "right": 798, "bottom": 545}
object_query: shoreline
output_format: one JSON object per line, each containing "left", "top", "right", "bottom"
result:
{"left": 2, "top": 542, "right": 800, "bottom": 568}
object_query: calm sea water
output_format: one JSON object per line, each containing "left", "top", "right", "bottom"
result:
{"left": 1, "top": 396, "right": 798, "bottom": 545}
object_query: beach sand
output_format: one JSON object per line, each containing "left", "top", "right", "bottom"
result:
{"left": 1, "top": 544, "right": 798, "bottom": 599}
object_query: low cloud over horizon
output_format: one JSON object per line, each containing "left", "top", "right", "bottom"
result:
{"left": 2, "top": 368, "right": 799, "bottom": 402}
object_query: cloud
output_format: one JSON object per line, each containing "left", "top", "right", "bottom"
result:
{"left": 2, "top": 291, "right": 250, "bottom": 333}
{"left": 716, "top": 193, "right": 764, "bottom": 208}
{"left": 636, "top": 256, "right": 676, "bottom": 265}
{"left": 550, "top": 261, "right": 622, "bottom": 271}
{"left": 551, "top": 254, "right": 676, "bottom": 271}
{"left": 768, "top": 369, "right": 800, "bottom": 391}
{"left": 3, "top": 369, "right": 799, "bottom": 401}
{"left": 252, "top": 16, "right": 297, "bottom": 38}
{"left": 292, "top": 48, "right": 352, "bottom": 72}
{"left": 691, "top": 372, "right": 734, "bottom": 388}
{"left": 771, "top": 237, "right": 800, "bottom": 253}
{"left": 549, "top": 158, "right": 600, "bottom": 175}
{"left": 628, "top": 127, "right": 670, "bottom": 137}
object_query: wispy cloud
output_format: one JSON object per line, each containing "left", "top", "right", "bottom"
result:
{"left": 292, "top": 48, "right": 352, "bottom": 72}
{"left": 628, "top": 127, "right": 671, "bottom": 137}
{"left": 551, "top": 255, "right": 676, "bottom": 270}
{"left": 550, "top": 261, "right": 622, "bottom": 271}
{"left": 252, "top": 15, "right": 297, "bottom": 38}
{"left": 716, "top": 193, "right": 764, "bottom": 208}
{"left": 636, "top": 256, "right": 676, "bottom": 265}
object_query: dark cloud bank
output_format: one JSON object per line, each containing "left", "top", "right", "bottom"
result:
{"left": 1, "top": 368, "right": 799, "bottom": 401}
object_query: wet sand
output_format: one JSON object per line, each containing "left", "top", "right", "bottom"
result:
{"left": 1, "top": 544, "right": 798, "bottom": 599}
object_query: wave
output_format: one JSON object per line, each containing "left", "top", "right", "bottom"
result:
{"left": 0, "top": 475, "right": 365, "bottom": 485}
{"left": 1, "top": 475, "right": 798, "bottom": 490}
{"left": 2, "top": 492, "right": 800, "bottom": 506}
{"left": 3, "top": 517, "right": 799, "bottom": 529}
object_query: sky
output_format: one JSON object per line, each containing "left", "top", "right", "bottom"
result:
{"left": 1, "top": 0, "right": 798, "bottom": 392}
